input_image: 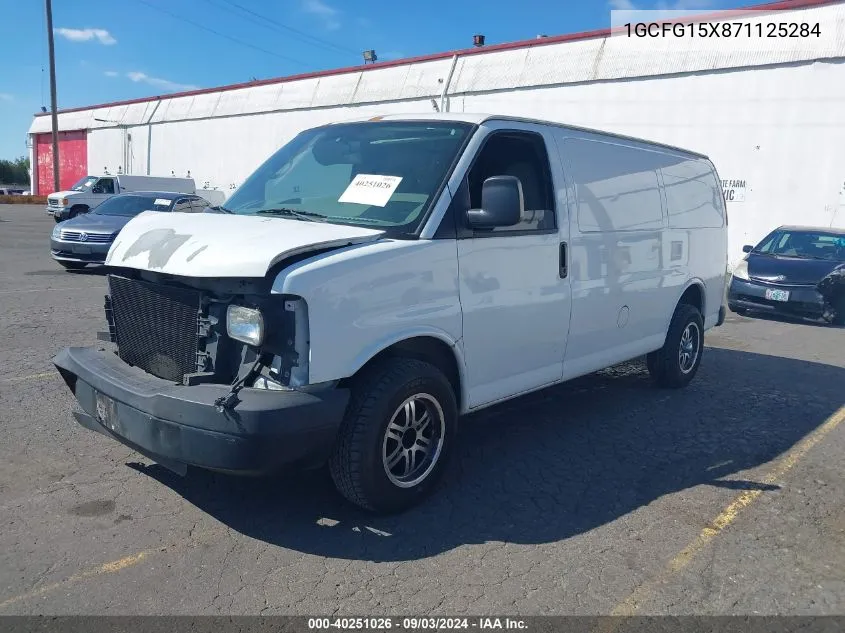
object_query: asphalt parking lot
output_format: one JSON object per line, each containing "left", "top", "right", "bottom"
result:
{"left": 1, "top": 203, "right": 844, "bottom": 616}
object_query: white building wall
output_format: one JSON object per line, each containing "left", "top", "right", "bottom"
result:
{"left": 459, "top": 59, "right": 845, "bottom": 266}
{"left": 29, "top": 0, "right": 845, "bottom": 267}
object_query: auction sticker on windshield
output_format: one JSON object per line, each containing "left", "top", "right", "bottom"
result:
{"left": 338, "top": 174, "right": 403, "bottom": 207}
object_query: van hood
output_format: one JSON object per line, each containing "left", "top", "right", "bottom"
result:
{"left": 105, "top": 210, "right": 386, "bottom": 278}
{"left": 48, "top": 190, "right": 81, "bottom": 200}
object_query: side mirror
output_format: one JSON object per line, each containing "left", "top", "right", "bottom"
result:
{"left": 466, "top": 176, "right": 523, "bottom": 229}
{"left": 742, "top": 244, "right": 753, "bottom": 253}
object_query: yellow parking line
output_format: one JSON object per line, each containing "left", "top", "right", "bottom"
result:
{"left": 0, "top": 552, "right": 150, "bottom": 610}
{"left": 1, "top": 371, "right": 56, "bottom": 383}
{"left": 606, "top": 403, "right": 845, "bottom": 621}
{"left": 0, "top": 526, "right": 219, "bottom": 611}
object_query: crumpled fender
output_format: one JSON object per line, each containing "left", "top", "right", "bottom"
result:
{"left": 817, "top": 263, "right": 845, "bottom": 303}
{"left": 817, "top": 263, "right": 845, "bottom": 322}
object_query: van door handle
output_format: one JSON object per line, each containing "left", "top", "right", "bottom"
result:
{"left": 559, "top": 242, "right": 568, "bottom": 279}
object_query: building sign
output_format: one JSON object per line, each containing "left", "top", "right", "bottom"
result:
{"left": 722, "top": 179, "right": 746, "bottom": 202}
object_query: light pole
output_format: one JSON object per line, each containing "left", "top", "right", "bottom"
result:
{"left": 45, "top": 0, "right": 60, "bottom": 193}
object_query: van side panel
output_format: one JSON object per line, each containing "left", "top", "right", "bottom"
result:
{"left": 660, "top": 157, "right": 728, "bottom": 328}
{"left": 117, "top": 176, "right": 196, "bottom": 194}
{"left": 554, "top": 132, "right": 675, "bottom": 378}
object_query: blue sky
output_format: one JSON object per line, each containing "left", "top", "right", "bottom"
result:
{"left": 0, "top": 0, "right": 739, "bottom": 161}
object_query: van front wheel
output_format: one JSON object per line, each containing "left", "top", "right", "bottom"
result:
{"left": 646, "top": 303, "right": 704, "bottom": 388}
{"left": 329, "top": 358, "right": 457, "bottom": 514}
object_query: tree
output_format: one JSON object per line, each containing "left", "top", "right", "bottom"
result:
{"left": 0, "top": 156, "right": 30, "bottom": 185}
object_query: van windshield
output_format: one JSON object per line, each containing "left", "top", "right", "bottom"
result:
{"left": 70, "top": 176, "right": 98, "bottom": 192}
{"left": 224, "top": 121, "right": 474, "bottom": 236}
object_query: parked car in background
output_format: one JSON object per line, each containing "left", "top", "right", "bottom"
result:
{"left": 52, "top": 114, "right": 728, "bottom": 513}
{"left": 728, "top": 225, "right": 845, "bottom": 325}
{"left": 50, "top": 191, "right": 212, "bottom": 270}
{"left": 47, "top": 174, "right": 196, "bottom": 222}
{"left": 0, "top": 186, "right": 28, "bottom": 195}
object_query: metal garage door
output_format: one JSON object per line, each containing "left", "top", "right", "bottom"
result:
{"left": 35, "top": 130, "right": 87, "bottom": 195}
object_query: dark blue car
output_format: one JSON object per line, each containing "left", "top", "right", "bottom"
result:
{"left": 50, "top": 191, "right": 211, "bottom": 270}
{"left": 727, "top": 225, "right": 845, "bottom": 325}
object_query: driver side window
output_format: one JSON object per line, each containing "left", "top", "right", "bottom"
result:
{"left": 94, "top": 178, "right": 115, "bottom": 194}
{"left": 464, "top": 131, "right": 556, "bottom": 235}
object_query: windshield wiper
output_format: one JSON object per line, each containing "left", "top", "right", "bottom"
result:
{"left": 254, "top": 208, "right": 327, "bottom": 222}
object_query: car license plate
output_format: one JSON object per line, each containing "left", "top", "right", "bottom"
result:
{"left": 765, "top": 288, "right": 790, "bottom": 302}
{"left": 72, "top": 245, "right": 92, "bottom": 254}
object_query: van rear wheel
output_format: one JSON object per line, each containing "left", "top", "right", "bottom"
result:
{"left": 329, "top": 357, "right": 457, "bottom": 514}
{"left": 646, "top": 303, "right": 704, "bottom": 388}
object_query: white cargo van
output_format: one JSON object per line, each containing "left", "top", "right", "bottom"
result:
{"left": 47, "top": 174, "right": 196, "bottom": 222}
{"left": 53, "top": 114, "right": 728, "bottom": 513}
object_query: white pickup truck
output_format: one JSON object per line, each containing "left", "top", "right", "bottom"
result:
{"left": 53, "top": 113, "right": 728, "bottom": 513}
{"left": 47, "top": 174, "right": 196, "bottom": 222}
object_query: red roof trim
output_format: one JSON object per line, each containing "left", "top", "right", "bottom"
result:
{"left": 34, "top": 0, "right": 840, "bottom": 118}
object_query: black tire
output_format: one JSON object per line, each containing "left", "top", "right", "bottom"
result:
{"left": 646, "top": 303, "right": 704, "bottom": 389}
{"left": 59, "top": 261, "right": 87, "bottom": 270}
{"left": 329, "top": 357, "right": 458, "bottom": 514}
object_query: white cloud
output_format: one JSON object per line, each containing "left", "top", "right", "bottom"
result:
{"left": 54, "top": 27, "right": 116, "bottom": 45}
{"left": 103, "top": 70, "right": 119, "bottom": 77}
{"left": 0, "top": 93, "right": 13, "bottom": 102}
{"left": 126, "top": 72, "right": 199, "bottom": 92}
{"left": 302, "top": 0, "right": 341, "bottom": 30}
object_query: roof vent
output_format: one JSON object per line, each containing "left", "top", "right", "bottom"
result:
{"left": 473, "top": 34, "right": 485, "bottom": 47}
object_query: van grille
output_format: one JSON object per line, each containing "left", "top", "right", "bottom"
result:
{"left": 107, "top": 275, "right": 201, "bottom": 383}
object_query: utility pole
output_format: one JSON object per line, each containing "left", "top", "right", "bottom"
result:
{"left": 45, "top": 0, "right": 60, "bottom": 192}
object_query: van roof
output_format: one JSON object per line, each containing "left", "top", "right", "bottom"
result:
{"left": 330, "top": 112, "right": 710, "bottom": 160}
{"left": 115, "top": 191, "right": 190, "bottom": 198}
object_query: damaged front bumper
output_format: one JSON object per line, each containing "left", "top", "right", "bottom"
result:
{"left": 53, "top": 346, "right": 350, "bottom": 476}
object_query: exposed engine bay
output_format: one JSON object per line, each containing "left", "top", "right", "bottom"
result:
{"left": 100, "top": 266, "right": 311, "bottom": 411}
